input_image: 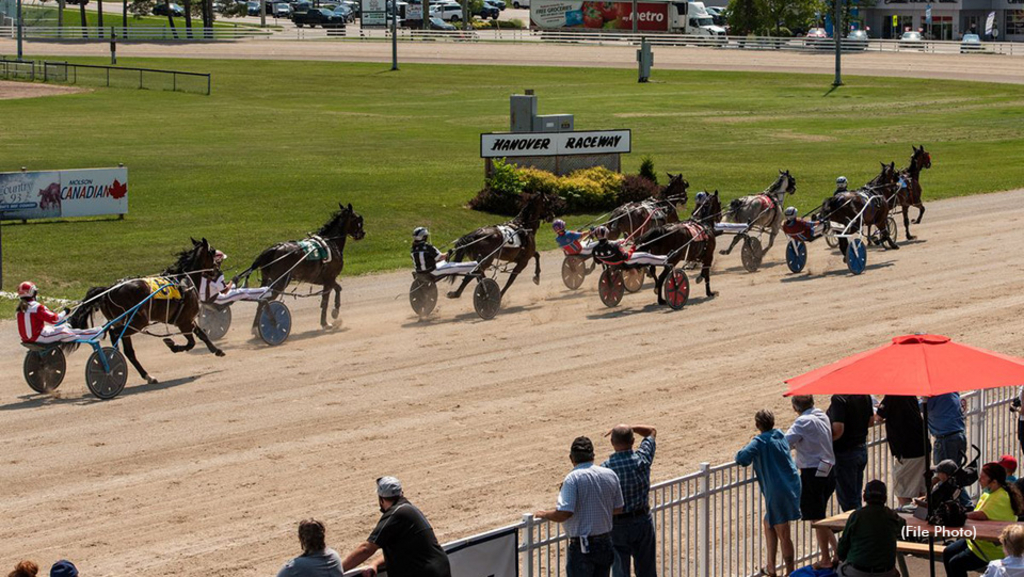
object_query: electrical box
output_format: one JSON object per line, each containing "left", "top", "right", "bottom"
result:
{"left": 510, "top": 94, "right": 537, "bottom": 133}
{"left": 533, "top": 114, "right": 575, "bottom": 133}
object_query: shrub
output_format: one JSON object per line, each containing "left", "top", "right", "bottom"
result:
{"left": 617, "top": 174, "right": 662, "bottom": 204}
{"left": 638, "top": 155, "right": 657, "bottom": 184}
{"left": 467, "top": 158, "right": 526, "bottom": 215}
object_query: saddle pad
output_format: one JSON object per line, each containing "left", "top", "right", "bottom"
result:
{"left": 756, "top": 194, "right": 776, "bottom": 212}
{"left": 297, "top": 236, "right": 332, "bottom": 263}
{"left": 497, "top": 225, "right": 523, "bottom": 249}
{"left": 143, "top": 277, "right": 182, "bottom": 300}
{"left": 681, "top": 221, "right": 709, "bottom": 242}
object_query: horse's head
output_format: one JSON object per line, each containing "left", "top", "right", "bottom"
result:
{"left": 321, "top": 203, "right": 366, "bottom": 241}
{"left": 165, "top": 237, "right": 215, "bottom": 277}
{"left": 521, "top": 191, "right": 563, "bottom": 224}
{"left": 692, "top": 190, "right": 722, "bottom": 225}
{"left": 663, "top": 172, "right": 689, "bottom": 206}
{"left": 775, "top": 169, "right": 797, "bottom": 196}
{"left": 913, "top": 145, "right": 932, "bottom": 171}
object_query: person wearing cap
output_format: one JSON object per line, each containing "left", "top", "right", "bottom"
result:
{"left": 982, "top": 523, "right": 1024, "bottom": 577}
{"left": 944, "top": 463, "right": 1024, "bottom": 577}
{"left": 535, "top": 436, "right": 624, "bottom": 577}
{"left": 835, "top": 480, "right": 905, "bottom": 577}
{"left": 912, "top": 459, "right": 961, "bottom": 508}
{"left": 276, "top": 519, "right": 343, "bottom": 577}
{"left": 828, "top": 394, "right": 874, "bottom": 512}
{"left": 49, "top": 561, "right": 77, "bottom": 577}
{"left": 781, "top": 207, "right": 824, "bottom": 243}
{"left": 341, "top": 477, "right": 450, "bottom": 577}
{"left": 600, "top": 424, "right": 657, "bottom": 577}
{"left": 926, "top": 393, "right": 972, "bottom": 508}
{"left": 834, "top": 176, "right": 849, "bottom": 195}
{"left": 875, "top": 395, "right": 927, "bottom": 505}
{"left": 199, "top": 251, "right": 271, "bottom": 305}
{"left": 785, "top": 395, "right": 838, "bottom": 570}
{"left": 1000, "top": 455, "right": 1018, "bottom": 484}
{"left": 410, "top": 227, "right": 478, "bottom": 281}
{"left": 553, "top": 219, "right": 591, "bottom": 256}
{"left": 15, "top": 281, "right": 102, "bottom": 345}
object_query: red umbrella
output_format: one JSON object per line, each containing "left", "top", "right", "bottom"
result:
{"left": 783, "top": 334, "right": 1024, "bottom": 577}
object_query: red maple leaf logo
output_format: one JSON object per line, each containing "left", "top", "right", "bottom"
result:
{"left": 109, "top": 179, "right": 127, "bottom": 200}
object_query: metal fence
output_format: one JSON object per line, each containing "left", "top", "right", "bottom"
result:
{"left": 0, "top": 25, "right": 272, "bottom": 40}
{"left": 0, "top": 57, "right": 211, "bottom": 94}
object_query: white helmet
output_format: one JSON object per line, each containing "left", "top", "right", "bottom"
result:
{"left": 784, "top": 206, "right": 798, "bottom": 220}
{"left": 214, "top": 250, "right": 227, "bottom": 264}
{"left": 592, "top": 225, "right": 610, "bottom": 240}
{"left": 412, "top": 227, "right": 429, "bottom": 242}
{"left": 836, "top": 176, "right": 848, "bottom": 187}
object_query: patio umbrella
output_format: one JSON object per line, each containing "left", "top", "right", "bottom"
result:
{"left": 783, "top": 334, "right": 1024, "bottom": 577}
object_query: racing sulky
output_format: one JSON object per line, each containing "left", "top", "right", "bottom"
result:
{"left": 605, "top": 173, "right": 689, "bottom": 240}
{"left": 820, "top": 162, "right": 901, "bottom": 257}
{"left": 719, "top": 170, "right": 797, "bottom": 259}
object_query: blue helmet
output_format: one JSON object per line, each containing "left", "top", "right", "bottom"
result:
{"left": 552, "top": 219, "right": 566, "bottom": 232}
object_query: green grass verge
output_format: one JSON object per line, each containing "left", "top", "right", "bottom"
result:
{"left": 2, "top": 58, "right": 1024, "bottom": 308}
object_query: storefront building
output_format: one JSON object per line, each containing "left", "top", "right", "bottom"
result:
{"left": 858, "top": 0, "right": 1024, "bottom": 40}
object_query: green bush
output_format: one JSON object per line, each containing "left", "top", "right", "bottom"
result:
{"left": 639, "top": 155, "right": 657, "bottom": 184}
{"left": 467, "top": 158, "right": 527, "bottom": 214}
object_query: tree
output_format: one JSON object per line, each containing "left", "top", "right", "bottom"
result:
{"left": 163, "top": 0, "right": 178, "bottom": 37}
{"left": 726, "top": 0, "right": 759, "bottom": 35}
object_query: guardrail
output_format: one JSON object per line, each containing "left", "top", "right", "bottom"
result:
{"left": 0, "top": 25, "right": 272, "bottom": 40}
{"left": 0, "top": 57, "right": 211, "bottom": 94}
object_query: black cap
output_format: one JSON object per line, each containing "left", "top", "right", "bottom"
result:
{"left": 932, "top": 459, "right": 958, "bottom": 476}
{"left": 864, "top": 479, "right": 887, "bottom": 504}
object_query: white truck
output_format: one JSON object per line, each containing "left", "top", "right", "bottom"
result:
{"left": 530, "top": 0, "right": 726, "bottom": 36}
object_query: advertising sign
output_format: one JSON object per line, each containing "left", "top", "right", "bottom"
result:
{"left": 986, "top": 10, "right": 996, "bottom": 34}
{"left": 481, "top": 129, "right": 631, "bottom": 158}
{"left": 0, "top": 167, "right": 128, "bottom": 220}
{"left": 345, "top": 526, "right": 517, "bottom": 577}
{"left": 925, "top": 4, "right": 932, "bottom": 23}
{"left": 361, "top": 0, "right": 388, "bottom": 26}
{"left": 531, "top": 0, "right": 669, "bottom": 31}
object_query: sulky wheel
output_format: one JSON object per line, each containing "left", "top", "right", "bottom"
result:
{"left": 598, "top": 268, "right": 625, "bottom": 308}
{"left": 23, "top": 347, "right": 67, "bottom": 394}
{"left": 825, "top": 228, "right": 839, "bottom": 249}
{"left": 740, "top": 236, "right": 763, "bottom": 273}
{"left": 85, "top": 347, "right": 128, "bottom": 400}
{"left": 409, "top": 276, "right": 438, "bottom": 319}
{"left": 561, "top": 256, "right": 587, "bottom": 291}
{"left": 622, "top": 267, "right": 645, "bottom": 293}
{"left": 198, "top": 304, "right": 232, "bottom": 341}
{"left": 846, "top": 238, "right": 868, "bottom": 275}
{"left": 887, "top": 216, "right": 899, "bottom": 242}
{"left": 472, "top": 277, "right": 502, "bottom": 320}
{"left": 663, "top": 268, "right": 690, "bottom": 310}
{"left": 258, "top": 300, "right": 292, "bottom": 346}
{"left": 786, "top": 239, "right": 808, "bottom": 274}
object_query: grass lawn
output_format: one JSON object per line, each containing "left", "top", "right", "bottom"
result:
{"left": 2, "top": 58, "right": 1024, "bottom": 308}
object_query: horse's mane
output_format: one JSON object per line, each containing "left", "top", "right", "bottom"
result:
{"left": 317, "top": 208, "right": 349, "bottom": 237}
{"left": 163, "top": 246, "right": 198, "bottom": 275}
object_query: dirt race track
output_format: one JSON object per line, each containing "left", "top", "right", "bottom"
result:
{"left": 1, "top": 190, "right": 1024, "bottom": 575}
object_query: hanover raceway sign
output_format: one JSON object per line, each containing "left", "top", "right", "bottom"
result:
{"left": 480, "top": 130, "right": 632, "bottom": 158}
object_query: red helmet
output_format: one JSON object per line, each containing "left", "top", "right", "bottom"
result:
{"left": 214, "top": 250, "right": 227, "bottom": 264}
{"left": 17, "top": 281, "right": 38, "bottom": 299}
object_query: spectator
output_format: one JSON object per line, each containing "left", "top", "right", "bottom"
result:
{"left": 785, "top": 395, "right": 838, "bottom": 570}
{"left": 836, "top": 480, "right": 905, "bottom": 577}
{"left": 982, "top": 524, "right": 1024, "bottom": 577}
{"left": 342, "top": 477, "right": 451, "bottom": 577}
{"left": 1000, "top": 455, "right": 1019, "bottom": 483}
{"left": 1011, "top": 387, "right": 1024, "bottom": 455}
{"left": 535, "top": 436, "right": 623, "bottom": 577}
{"left": 736, "top": 409, "right": 801, "bottom": 577}
{"left": 943, "top": 463, "right": 1024, "bottom": 577}
{"left": 913, "top": 459, "right": 962, "bottom": 507}
{"left": 827, "top": 395, "right": 874, "bottom": 512}
{"left": 601, "top": 424, "right": 658, "bottom": 577}
{"left": 48, "top": 562, "right": 77, "bottom": 577}
{"left": 926, "top": 393, "right": 971, "bottom": 508}
{"left": 7, "top": 562, "right": 38, "bottom": 577}
{"left": 875, "top": 395, "right": 926, "bottom": 505}
{"left": 277, "top": 519, "right": 343, "bottom": 577}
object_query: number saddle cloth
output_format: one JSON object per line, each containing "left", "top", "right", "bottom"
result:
{"left": 496, "top": 225, "right": 523, "bottom": 249}
{"left": 297, "top": 235, "right": 333, "bottom": 262}
{"left": 143, "top": 277, "right": 183, "bottom": 300}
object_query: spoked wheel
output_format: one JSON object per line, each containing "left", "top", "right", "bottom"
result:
{"left": 663, "top": 268, "right": 690, "bottom": 310}
{"left": 409, "top": 276, "right": 438, "bottom": 319}
{"left": 622, "top": 267, "right": 645, "bottom": 293}
{"left": 598, "top": 268, "right": 625, "bottom": 308}
{"left": 472, "top": 277, "right": 502, "bottom": 320}
{"left": 740, "top": 236, "right": 763, "bottom": 273}
{"left": 786, "top": 240, "right": 808, "bottom": 274}
{"left": 561, "top": 256, "right": 587, "bottom": 290}
{"left": 887, "top": 216, "right": 899, "bottom": 242}
{"left": 24, "top": 347, "right": 67, "bottom": 394}
{"left": 846, "top": 238, "right": 868, "bottom": 275}
{"left": 258, "top": 300, "right": 292, "bottom": 346}
{"left": 85, "top": 347, "right": 128, "bottom": 400}
{"left": 825, "top": 229, "right": 839, "bottom": 249}
{"left": 198, "top": 304, "right": 232, "bottom": 341}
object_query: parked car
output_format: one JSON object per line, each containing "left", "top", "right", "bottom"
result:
{"left": 960, "top": 33, "right": 983, "bottom": 52}
{"left": 510, "top": 0, "right": 526, "bottom": 7}
{"left": 64, "top": 0, "right": 89, "bottom": 5}
{"left": 900, "top": 30, "right": 924, "bottom": 48}
{"left": 805, "top": 27, "right": 827, "bottom": 38}
{"left": 272, "top": 2, "right": 291, "bottom": 16}
{"left": 333, "top": 3, "right": 354, "bottom": 20}
{"left": 429, "top": 15, "right": 455, "bottom": 29}
{"left": 705, "top": 6, "right": 725, "bottom": 26}
{"left": 153, "top": 1, "right": 186, "bottom": 15}
{"left": 429, "top": 1, "right": 462, "bottom": 21}
{"left": 488, "top": 0, "right": 506, "bottom": 9}
{"left": 846, "top": 29, "right": 869, "bottom": 50}
{"left": 292, "top": 7, "right": 346, "bottom": 26}
{"left": 474, "top": 2, "right": 499, "bottom": 19}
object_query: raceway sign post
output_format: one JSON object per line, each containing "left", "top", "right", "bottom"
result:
{"left": 0, "top": 167, "right": 128, "bottom": 220}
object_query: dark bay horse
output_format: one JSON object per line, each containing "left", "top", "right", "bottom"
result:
{"left": 820, "top": 162, "right": 901, "bottom": 257}
{"left": 635, "top": 190, "right": 722, "bottom": 304}
{"left": 896, "top": 145, "right": 931, "bottom": 240}
{"left": 447, "top": 192, "right": 562, "bottom": 298}
{"left": 237, "top": 203, "right": 365, "bottom": 329}
{"left": 606, "top": 173, "right": 689, "bottom": 241}
{"left": 68, "top": 238, "right": 224, "bottom": 384}
{"left": 720, "top": 170, "right": 797, "bottom": 258}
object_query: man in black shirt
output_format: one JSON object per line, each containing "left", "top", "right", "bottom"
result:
{"left": 828, "top": 395, "right": 874, "bottom": 512}
{"left": 875, "top": 395, "right": 927, "bottom": 505}
{"left": 342, "top": 476, "right": 451, "bottom": 577}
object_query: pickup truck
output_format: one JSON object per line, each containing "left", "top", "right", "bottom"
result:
{"left": 292, "top": 8, "right": 346, "bottom": 27}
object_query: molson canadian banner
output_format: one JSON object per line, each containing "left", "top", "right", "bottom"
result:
{"left": 0, "top": 167, "right": 128, "bottom": 220}
{"left": 531, "top": 0, "right": 670, "bottom": 31}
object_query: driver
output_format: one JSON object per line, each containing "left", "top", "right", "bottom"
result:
{"left": 552, "top": 219, "right": 591, "bottom": 256}
{"left": 782, "top": 207, "right": 823, "bottom": 242}
{"left": 411, "top": 227, "right": 478, "bottom": 277}
{"left": 833, "top": 176, "right": 849, "bottom": 195}
{"left": 590, "top": 226, "right": 665, "bottom": 267}
{"left": 16, "top": 281, "right": 102, "bottom": 344}
{"left": 200, "top": 251, "right": 272, "bottom": 305}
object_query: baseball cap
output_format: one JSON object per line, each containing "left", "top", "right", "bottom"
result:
{"left": 932, "top": 459, "right": 958, "bottom": 476}
{"left": 863, "top": 480, "right": 887, "bottom": 503}
{"left": 376, "top": 476, "right": 403, "bottom": 498}
{"left": 999, "top": 454, "right": 1018, "bottom": 475}
{"left": 50, "top": 560, "right": 78, "bottom": 577}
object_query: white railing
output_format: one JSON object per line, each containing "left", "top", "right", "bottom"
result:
{"left": 7, "top": 25, "right": 273, "bottom": 40}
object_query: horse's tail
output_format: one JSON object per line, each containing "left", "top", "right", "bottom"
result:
{"left": 449, "top": 235, "right": 473, "bottom": 263}
{"left": 235, "top": 248, "right": 275, "bottom": 287}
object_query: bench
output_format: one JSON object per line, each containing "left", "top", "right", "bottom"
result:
{"left": 895, "top": 541, "right": 946, "bottom": 576}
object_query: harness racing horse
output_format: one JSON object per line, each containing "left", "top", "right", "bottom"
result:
{"left": 68, "top": 238, "right": 224, "bottom": 384}
{"left": 447, "top": 192, "right": 562, "bottom": 299}
{"left": 237, "top": 203, "right": 365, "bottom": 330}
{"left": 635, "top": 190, "right": 722, "bottom": 304}
{"left": 606, "top": 173, "right": 689, "bottom": 240}
{"left": 820, "top": 162, "right": 901, "bottom": 259}
{"left": 896, "top": 145, "right": 932, "bottom": 240}
{"left": 719, "top": 170, "right": 797, "bottom": 258}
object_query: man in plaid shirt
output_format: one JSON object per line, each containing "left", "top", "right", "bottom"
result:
{"left": 602, "top": 424, "right": 658, "bottom": 577}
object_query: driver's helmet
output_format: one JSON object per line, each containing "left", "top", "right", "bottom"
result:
{"left": 784, "top": 206, "right": 798, "bottom": 220}
{"left": 836, "top": 176, "right": 848, "bottom": 189}
{"left": 592, "top": 225, "right": 610, "bottom": 240}
{"left": 17, "top": 281, "right": 38, "bottom": 299}
{"left": 412, "top": 227, "right": 429, "bottom": 243}
{"left": 695, "top": 191, "right": 708, "bottom": 204}
{"left": 213, "top": 250, "right": 227, "bottom": 265}
{"left": 552, "top": 219, "right": 566, "bottom": 233}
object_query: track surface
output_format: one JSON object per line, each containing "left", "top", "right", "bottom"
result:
{"left": 2, "top": 190, "right": 1024, "bottom": 575}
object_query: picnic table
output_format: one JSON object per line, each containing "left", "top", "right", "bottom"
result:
{"left": 813, "top": 510, "right": 1016, "bottom": 576}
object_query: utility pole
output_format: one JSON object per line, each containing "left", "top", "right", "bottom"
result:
{"left": 631, "top": 0, "right": 636, "bottom": 33}
{"left": 833, "top": 0, "right": 842, "bottom": 86}
{"left": 260, "top": 0, "right": 266, "bottom": 27}
{"left": 391, "top": 0, "right": 397, "bottom": 70}
{"left": 16, "top": 0, "right": 23, "bottom": 60}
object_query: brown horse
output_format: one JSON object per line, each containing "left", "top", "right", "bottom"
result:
{"left": 68, "top": 238, "right": 224, "bottom": 384}
{"left": 896, "top": 145, "right": 931, "bottom": 240}
{"left": 634, "top": 190, "right": 722, "bottom": 304}
{"left": 605, "top": 173, "right": 689, "bottom": 241}
{"left": 237, "top": 203, "right": 365, "bottom": 329}
{"left": 447, "top": 192, "right": 562, "bottom": 298}
{"left": 820, "top": 162, "right": 901, "bottom": 258}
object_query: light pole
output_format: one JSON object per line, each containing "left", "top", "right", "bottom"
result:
{"left": 16, "top": 0, "right": 23, "bottom": 60}
{"left": 833, "top": 0, "right": 842, "bottom": 86}
{"left": 391, "top": 0, "right": 397, "bottom": 70}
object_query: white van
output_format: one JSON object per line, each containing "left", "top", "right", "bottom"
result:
{"left": 511, "top": 0, "right": 527, "bottom": 8}
{"left": 429, "top": 1, "right": 462, "bottom": 20}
